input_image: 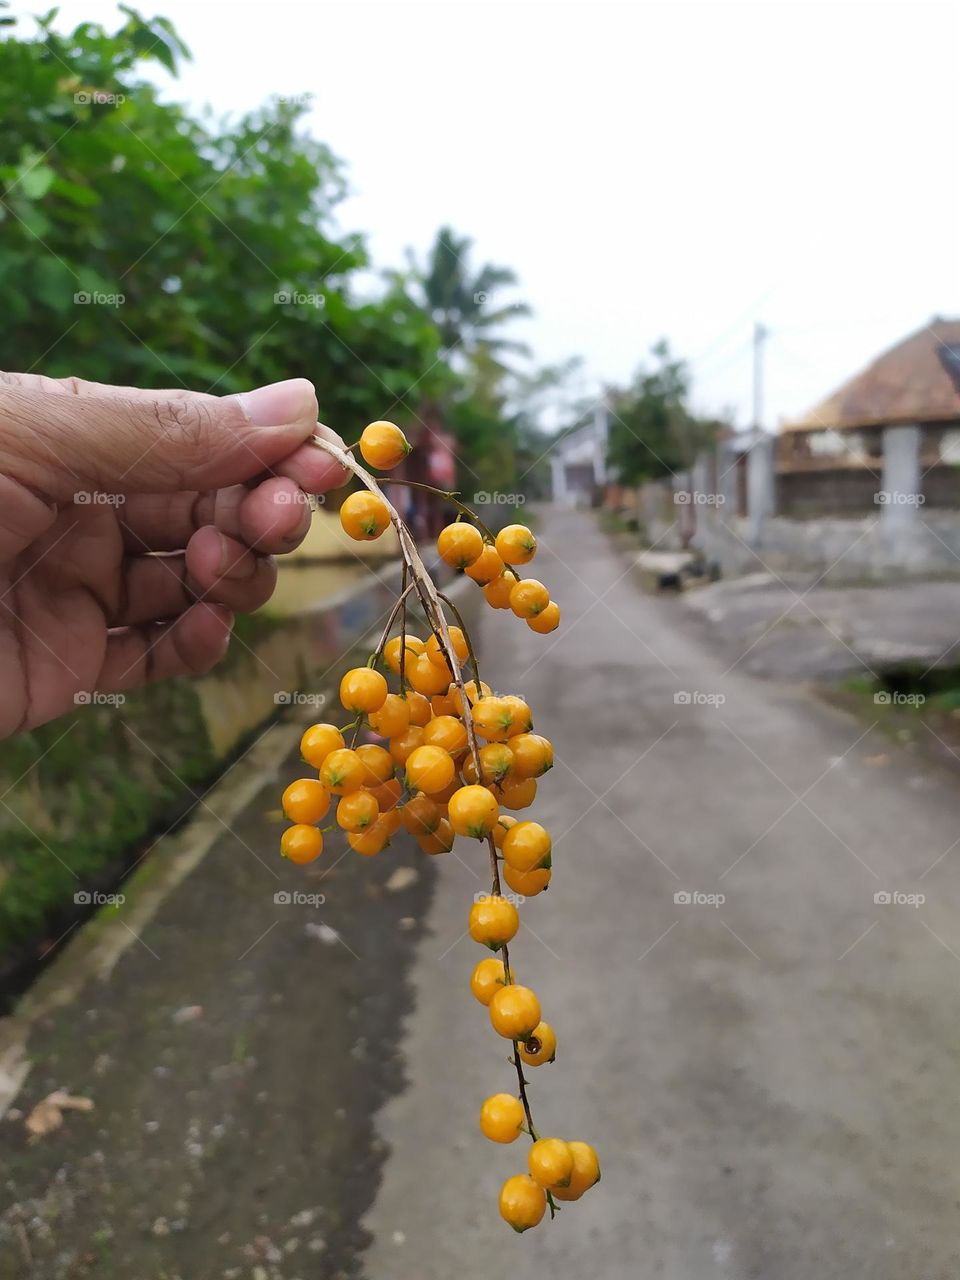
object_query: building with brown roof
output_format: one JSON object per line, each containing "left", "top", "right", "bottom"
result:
{"left": 777, "top": 319, "right": 960, "bottom": 516}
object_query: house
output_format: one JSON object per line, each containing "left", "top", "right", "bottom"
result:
{"left": 776, "top": 318, "right": 960, "bottom": 516}
{"left": 550, "top": 402, "right": 610, "bottom": 506}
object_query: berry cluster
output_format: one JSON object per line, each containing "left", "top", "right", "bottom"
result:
{"left": 279, "top": 420, "right": 598, "bottom": 1230}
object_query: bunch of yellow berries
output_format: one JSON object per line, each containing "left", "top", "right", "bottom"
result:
{"left": 280, "top": 420, "right": 598, "bottom": 1230}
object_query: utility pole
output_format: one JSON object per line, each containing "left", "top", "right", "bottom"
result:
{"left": 752, "top": 321, "right": 768, "bottom": 430}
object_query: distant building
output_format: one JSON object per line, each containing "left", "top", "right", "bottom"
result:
{"left": 550, "top": 402, "right": 610, "bottom": 505}
{"left": 776, "top": 318, "right": 960, "bottom": 516}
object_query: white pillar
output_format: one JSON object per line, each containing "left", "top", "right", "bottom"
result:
{"left": 881, "top": 425, "right": 921, "bottom": 526}
{"left": 746, "top": 432, "right": 776, "bottom": 539}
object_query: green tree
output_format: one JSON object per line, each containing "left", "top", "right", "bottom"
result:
{"left": 413, "top": 225, "right": 530, "bottom": 361}
{"left": 0, "top": 5, "right": 447, "bottom": 434}
{"left": 607, "top": 341, "right": 717, "bottom": 485}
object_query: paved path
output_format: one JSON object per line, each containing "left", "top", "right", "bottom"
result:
{"left": 363, "top": 506, "right": 960, "bottom": 1280}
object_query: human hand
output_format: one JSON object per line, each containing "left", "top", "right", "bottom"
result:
{"left": 0, "top": 374, "right": 348, "bottom": 739}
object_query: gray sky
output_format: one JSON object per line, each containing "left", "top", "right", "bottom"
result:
{"left": 52, "top": 0, "right": 960, "bottom": 428}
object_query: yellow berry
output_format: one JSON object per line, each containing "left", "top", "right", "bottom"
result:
{"left": 509, "top": 578, "right": 550, "bottom": 618}
{"left": 528, "top": 1137, "right": 573, "bottom": 1190}
{"left": 437, "top": 521, "right": 484, "bottom": 569}
{"left": 369, "top": 692, "right": 410, "bottom": 738}
{"left": 509, "top": 733, "right": 553, "bottom": 778}
{"left": 383, "top": 633, "right": 424, "bottom": 676}
{"left": 408, "top": 652, "right": 451, "bottom": 696}
{"left": 552, "top": 1141, "right": 601, "bottom": 1200}
{"left": 388, "top": 725, "right": 425, "bottom": 766}
{"left": 300, "top": 722, "right": 344, "bottom": 769}
{"left": 499, "top": 776, "right": 537, "bottom": 810}
{"left": 339, "top": 666, "right": 388, "bottom": 714}
{"left": 480, "top": 1093, "right": 525, "bottom": 1143}
{"left": 319, "top": 747, "right": 366, "bottom": 795}
{"left": 495, "top": 523, "right": 537, "bottom": 566}
{"left": 336, "top": 790, "right": 380, "bottom": 832}
{"left": 518, "top": 1020, "right": 556, "bottom": 1066}
{"left": 498, "top": 1174, "right": 546, "bottom": 1233}
{"left": 401, "top": 793, "right": 442, "bottom": 836}
{"left": 422, "top": 715, "right": 468, "bottom": 756}
{"left": 426, "top": 626, "right": 469, "bottom": 669}
{"left": 492, "top": 813, "right": 518, "bottom": 849}
{"left": 359, "top": 420, "right": 410, "bottom": 470}
{"left": 405, "top": 744, "right": 456, "bottom": 794}
{"left": 527, "top": 602, "right": 560, "bottom": 634}
{"left": 470, "top": 956, "right": 514, "bottom": 1005}
{"left": 468, "top": 894, "right": 519, "bottom": 949}
{"left": 483, "top": 575, "right": 514, "bottom": 609}
{"left": 449, "top": 679, "right": 490, "bottom": 715}
{"left": 340, "top": 490, "right": 391, "bottom": 541}
{"left": 489, "top": 983, "right": 541, "bottom": 1039}
{"left": 405, "top": 690, "right": 433, "bottom": 726}
{"left": 448, "top": 784, "right": 499, "bottom": 838}
{"left": 417, "top": 817, "right": 455, "bottom": 854}
{"left": 502, "top": 862, "right": 551, "bottom": 896}
{"left": 281, "top": 778, "right": 331, "bottom": 825}
{"left": 502, "top": 820, "right": 551, "bottom": 872}
{"left": 354, "top": 743, "right": 394, "bottom": 786}
{"left": 280, "top": 824, "right": 324, "bottom": 865}
{"left": 464, "top": 544, "right": 504, "bottom": 585}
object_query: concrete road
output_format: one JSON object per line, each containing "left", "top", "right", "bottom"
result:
{"left": 363, "top": 506, "right": 960, "bottom": 1280}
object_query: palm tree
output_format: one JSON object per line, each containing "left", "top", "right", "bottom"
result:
{"left": 414, "top": 226, "right": 531, "bottom": 361}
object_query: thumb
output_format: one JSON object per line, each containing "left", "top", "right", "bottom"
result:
{"left": 0, "top": 376, "right": 320, "bottom": 501}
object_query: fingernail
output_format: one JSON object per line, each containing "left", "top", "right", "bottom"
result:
{"left": 217, "top": 534, "right": 256, "bottom": 580}
{"left": 237, "top": 378, "right": 317, "bottom": 427}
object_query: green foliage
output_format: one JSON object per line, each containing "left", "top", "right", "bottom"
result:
{"left": 607, "top": 340, "right": 719, "bottom": 485}
{"left": 0, "top": 6, "right": 447, "bottom": 427}
{"left": 412, "top": 225, "right": 531, "bottom": 358}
